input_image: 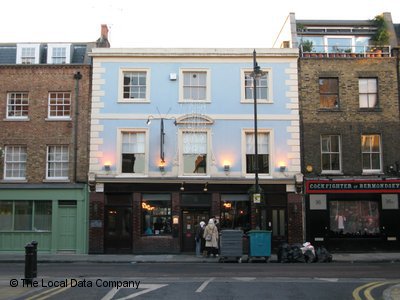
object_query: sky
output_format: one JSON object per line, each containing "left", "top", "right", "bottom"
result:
{"left": 1, "top": 0, "right": 399, "bottom": 48}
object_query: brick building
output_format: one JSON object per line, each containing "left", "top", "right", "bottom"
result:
{"left": 0, "top": 36, "right": 102, "bottom": 253}
{"left": 276, "top": 12, "right": 400, "bottom": 251}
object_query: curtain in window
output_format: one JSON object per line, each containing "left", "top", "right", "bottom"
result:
{"left": 122, "top": 132, "right": 145, "bottom": 153}
{"left": 183, "top": 132, "right": 207, "bottom": 154}
{"left": 246, "top": 133, "right": 268, "bottom": 154}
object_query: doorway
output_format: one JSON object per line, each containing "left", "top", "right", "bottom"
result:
{"left": 181, "top": 210, "right": 209, "bottom": 252}
{"left": 57, "top": 201, "right": 77, "bottom": 252}
{"left": 272, "top": 207, "right": 287, "bottom": 249}
{"left": 104, "top": 206, "right": 132, "bottom": 253}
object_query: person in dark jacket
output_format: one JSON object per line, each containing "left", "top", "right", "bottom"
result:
{"left": 195, "top": 221, "right": 206, "bottom": 257}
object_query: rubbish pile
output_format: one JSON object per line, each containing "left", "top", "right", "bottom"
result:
{"left": 277, "top": 242, "right": 332, "bottom": 263}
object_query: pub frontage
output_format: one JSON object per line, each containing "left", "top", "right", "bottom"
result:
{"left": 305, "top": 178, "right": 400, "bottom": 251}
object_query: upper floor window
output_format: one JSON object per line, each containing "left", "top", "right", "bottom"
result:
{"left": 48, "top": 92, "right": 71, "bottom": 119}
{"left": 361, "top": 134, "right": 382, "bottom": 173}
{"left": 47, "top": 44, "right": 71, "bottom": 64}
{"left": 121, "top": 131, "right": 146, "bottom": 174}
{"left": 359, "top": 78, "right": 378, "bottom": 108}
{"left": 16, "top": 44, "right": 40, "bottom": 64}
{"left": 7, "top": 92, "right": 29, "bottom": 119}
{"left": 245, "top": 132, "right": 269, "bottom": 174}
{"left": 242, "top": 69, "right": 270, "bottom": 103}
{"left": 321, "top": 135, "right": 341, "bottom": 173}
{"left": 119, "top": 69, "right": 150, "bottom": 102}
{"left": 182, "top": 131, "right": 208, "bottom": 175}
{"left": 180, "top": 69, "right": 210, "bottom": 102}
{"left": 46, "top": 145, "right": 69, "bottom": 179}
{"left": 4, "top": 146, "right": 27, "bottom": 180}
{"left": 319, "top": 78, "right": 339, "bottom": 109}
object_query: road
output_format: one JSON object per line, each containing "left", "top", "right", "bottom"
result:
{"left": 1, "top": 262, "right": 399, "bottom": 299}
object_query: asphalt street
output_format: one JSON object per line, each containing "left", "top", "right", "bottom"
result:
{"left": 1, "top": 262, "right": 399, "bottom": 299}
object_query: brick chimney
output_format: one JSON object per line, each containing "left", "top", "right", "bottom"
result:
{"left": 96, "top": 24, "right": 110, "bottom": 48}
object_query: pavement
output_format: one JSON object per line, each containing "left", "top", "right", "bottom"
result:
{"left": 0, "top": 251, "right": 400, "bottom": 264}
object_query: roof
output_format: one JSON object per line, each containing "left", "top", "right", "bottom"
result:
{"left": 0, "top": 43, "right": 94, "bottom": 64}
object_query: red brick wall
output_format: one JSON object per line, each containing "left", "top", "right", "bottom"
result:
{"left": 88, "top": 192, "right": 105, "bottom": 254}
{"left": 287, "top": 193, "right": 304, "bottom": 244}
{"left": 0, "top": 65, "right": 91, "bottom": 183}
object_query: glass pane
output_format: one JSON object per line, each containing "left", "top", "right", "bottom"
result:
{"left": 272, "top": 210, "right": 278, "bottom": 235}
{"left": 371, "top": 153, "right": 381, "bottom": 169}
{"left": 34, "top": 201, "right": 52, "bottom": 231}
{"left": 362, "top": 153, "right": 371, "bottom": 169}
{"left": 329, "top": 200, "right": 380, "bottom": 236}
{"left": 331, "top": 154, "right": 340, "bottom": 170}
{"left": 0, "top": 201, "right": 13, "bottom": 230}
{"left": 320, "top": 95, "right": 338, "bottom": 108}
{"left": 371, "top": 135, "right": 380, "bottom": 152}
{"left": 322, "top": 154, "right": 330, "bottom": 170}
{"left": 331, "top": 136, "right": 339, "bottom": 152}
{"left": 142, "top": 197, "right": 171, "bottom": 235}
{"left": 14, "top": 201, "right": 32, "bottom": 230}
{"left": 279, "top": 210, "right": 285, "bottom": 235}
{"left": 359, "top": 95, "right": 369, "bottom": 108}
{"left": 184, "top": 154, "right": 206, "bottom": 174}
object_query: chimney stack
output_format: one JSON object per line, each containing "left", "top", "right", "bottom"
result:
{"left": 96, "top": 24, "right": 110, "bottom": 48}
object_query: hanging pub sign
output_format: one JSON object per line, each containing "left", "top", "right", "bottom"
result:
{"left": 306, "top": 179, "right": 400, "bottom": 194}
{"left": 253, "top": 193, "right": 261, "bottom": 203}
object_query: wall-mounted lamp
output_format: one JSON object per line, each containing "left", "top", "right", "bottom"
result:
{"left": 306, "top": 164, "right": 313, "bottom": 173}
{"left": 203, "top": 182, "right": 208, "bottom": 192}
{"left": 279, "top": 165, "right": 286, "bottom": 172}
{"left": 224, "top": 164, "right": 230, "bottom": 174}
{"left": 180, "top": 182, "right": 185, "bottom": 191}
{"left": 159, "top": 165, "right": 165, "bottom": 173}
{"left": 104, "top": 164, "right": 111, "bottom": 172}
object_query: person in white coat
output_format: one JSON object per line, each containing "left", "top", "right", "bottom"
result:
{"left": 203, "top": 218, "right": 219, "bottom": 257}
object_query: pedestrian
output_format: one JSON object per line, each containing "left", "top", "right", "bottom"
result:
{"left": 203, "top": 218, "right": 219, "bottom": 257}
{"left": 195, "top": 221, "right": 206, "bottom": 257}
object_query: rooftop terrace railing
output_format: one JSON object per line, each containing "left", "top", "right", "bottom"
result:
{"left": 300, "top": 45, "right": 391, "bottom": 58}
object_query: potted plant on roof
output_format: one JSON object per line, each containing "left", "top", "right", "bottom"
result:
{"left": 300, "top": 40, "right": 313, "bottom": 57}
{"left": 370, "top": 15, "right": 389, "bottom": 57}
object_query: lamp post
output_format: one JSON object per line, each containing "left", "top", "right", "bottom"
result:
{"left": 251, "top": 49, "right": 264, "bottom": 229}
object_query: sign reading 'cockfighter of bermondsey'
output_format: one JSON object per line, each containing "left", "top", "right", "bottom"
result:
{"left": 305, "top": 179, "right": 400, "bottom": 194}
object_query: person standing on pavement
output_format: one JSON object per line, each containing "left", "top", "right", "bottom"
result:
{"left": 195, "top": 221, "right": 206, "bottom": 257}
{"left": 203, "top": 218, "right": 219, "bottom": 257}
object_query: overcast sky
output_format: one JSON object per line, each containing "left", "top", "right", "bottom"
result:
{"left": 1, "top": 0, "right": 399, "bottom": 48}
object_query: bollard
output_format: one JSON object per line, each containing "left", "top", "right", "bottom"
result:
{"left": 24, "top": 243, "right": 34, "bottom": 282}
{"left": 31, "top": 241, "right": 38, "bottom": 278}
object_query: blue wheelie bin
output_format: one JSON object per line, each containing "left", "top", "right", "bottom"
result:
{"left": 247, "top": 230, "right": 271, "bottom": 262}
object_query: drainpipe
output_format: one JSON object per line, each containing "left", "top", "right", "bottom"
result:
{"left": 73, "top": 71, "right": 82, "bottom": 183}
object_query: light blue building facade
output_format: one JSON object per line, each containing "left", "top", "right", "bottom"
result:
{"left": 88, "top": 48, "right": 302, "bottom": 254}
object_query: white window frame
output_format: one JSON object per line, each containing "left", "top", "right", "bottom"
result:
{"left": 6, "top": 92, "right": 29, "bottom": 120}
{"left": 178, "top": 129, "right": 211, "bottom": 176}
{"left": 240, "top": 68, "right": 272, "bottom": 104}
{"left": 47, "top": 92, "right": 72, "bottom": 119}
{"left": 4, "top": 146, "right": 27, "bottom": 180}
{"left": 116, "top": 129, "right": 149, "bottom": 175}
{"left": 16, "top": 44, "right": 40, "bottom": 64}
{"left": 118, "top": 68, "right": 151, "bottom": 103}
{"left": 179, "top": 68, "right": 211, "bottom": 103}
{"left": 359, "top": 78, "right": 378, "bottom": 108}
{"left": 46, "top": 145, "right": 69, "bottom": 180}
{"left": 241, "top": 129, "right": 273, "bottom": 177}
{"left": 47, "top": 44, "right": 71, "bottom": 64}
{"left": 361, "top": 134, "right": 382, "bottom": 174}
{"left": 320, "top": 135, "right": 342, "bottom": 174}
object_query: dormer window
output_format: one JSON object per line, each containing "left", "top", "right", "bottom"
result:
{"left": 47, "top": 44, "right": 71, "bottom": 64}
{"left": 16, "top": 44, "right": 40, "bottom": 64}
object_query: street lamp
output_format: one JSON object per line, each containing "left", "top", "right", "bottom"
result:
{"left": 250, "top": 49, "right": 265, "bottom": 229}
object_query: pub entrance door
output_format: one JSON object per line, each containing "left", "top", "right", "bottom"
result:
{"left": 104, "top": 206, "right": 132, "bottom": 254}
{"left": 181, "top": 210, "right": 209, "bottom": 252}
